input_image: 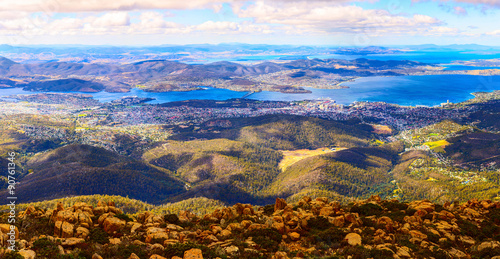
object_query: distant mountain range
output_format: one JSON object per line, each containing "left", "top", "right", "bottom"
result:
{"left": 0, "top": 56, "right": 429, "bottom": 92}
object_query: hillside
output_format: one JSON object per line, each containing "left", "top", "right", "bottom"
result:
{"left": 23, "top": 78, "right": 105, "bottom": 93}
{"left": 0, "top": 144, "right": 186, "bottom": 204}
{"left": 142, "top": 115, "right": 376, "bottom": 204}
{"left": 445, "top": 132, "right": 500, "bottom": 170}
{"left": 169, "top": 115, "right": 373, "bottom": 149}
{"left": 0, "top": 56, "right": 433, "bottom": 92}
{"left": 143, "top": 139, "right": 282, "bottom": 204}
{"left": 264, "top": 144, "right": 402, "bottom": 201}
{"left": 391, "top": 122, "right": 500, "bottom": 204}
{"left": 2, "top": 195, "right": 500, "bottom": 258}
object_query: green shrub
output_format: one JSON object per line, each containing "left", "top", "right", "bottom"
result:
{"left": 430, "top": 247, "right": 452, "bottom": 259}
{"left": 100, "top": 243, "right": 148, "bottom": 259}
{"left": 2, "top": 252, "right": 24, "bottom": 259}
{"left": 405, "top": 208, "right": 417, "bottom": 216}
{"left": 310, "top": 226, "right": 347, "bottom": 248}
{"left": 488, "top": 208, "right": 500, "bottom": 225}
{"left": 308, "top": 216, "right": 332, "bottom": 230}
{"left": 89, "top": 228, "right": 109, "bottom": 244}
{"left": 164, "top": 214, "right": 180, "bottom": 224}
{"left": 361, "top": 216, "right": 376, "bottom": 228}
{"left": 383, "top": 210, "right": 407, "bottom": 223}
{"left": 33, "top": 237, "right": 60, "bottom": 258}
{"left": 341, "top": 245, "right": 372, "bottom": 259}
{"left": 263, "top": 204, "right": 274, "bottom": 216}
{"left": 381, "top": 200, "right": 408, "bottom": 211}
{"left": 350, "top": 203, "right": 384, "bottom": 217}
{"left": 456, "top": 218, "right": 480, "bottom": 239}
{"left": 244, "top": 228, "right": 282, "bottom": 252}
{"left": 238, "top": 249, "right": 265, "bottom": 259}
{"left": 371, "top": 249, "right": 395, "bottom": 259}
{"left": 472, "top": 246, "right": 500, "bottom": 259}
{"left": 117, "top": 244, "right": 147, "bottom": 259}
{"left": 57, "top": 254, "right": 90, "bottom": 259}
{"left": 434, "top": 204, "right": 444, "bottom": 212}
{"left": 115, "top": 213, "right": 133, "bottom": 222}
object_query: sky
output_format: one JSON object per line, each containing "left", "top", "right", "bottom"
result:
{"left": 0, "top": 0, "right": 499, "bottom": 46}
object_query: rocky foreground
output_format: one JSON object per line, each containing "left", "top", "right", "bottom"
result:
{"left": 1, "top": 196, "right": 500, "bottom": 259}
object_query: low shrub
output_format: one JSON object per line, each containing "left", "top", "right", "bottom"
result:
{"left": 33, "top": 237, "right": 60, "bottom": 258}
{"left": 89, "top": 228, "right": 109, "bottom": 244}
{"left": 350, "top": 203, "right": 384, "bottom": 217}
{"left": 244, "top": 228, "right": 282, "bottom": 252}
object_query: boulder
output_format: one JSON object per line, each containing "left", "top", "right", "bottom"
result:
{"left": 110, "top": 238, "right": 121, "bottom": 245}
{"left": 345, "top": 233, "right": 362, "bottom": 246}
{"left": 272, "top": 222, "right": 286, "bottom": 234}
{"left": 319, "top": 206, "right": 334, "bottom": 217}
{"left": 131, "top": 223, "right": 142, "bottom": 233}
{"left": 448, "top": 248, "right": 467, "bottom": 258}
{"left": 396, "top": 247, "right": 411, "bottom": 258}
{"left": 218, "top": 229, "right": 232, "bottom": 239}
{"left": 225, "top": 245, "right": 239, "bottom": 255}
{"left": 408, "top": 200, "right": 434, "bottom": 212}
{"left": 0, "top": 224, "right": 19, "bottom": 239}
{"left": 289, "top": 232, "right": 300, "bottom": 241}
{"left": 272, "top": 251, "right": 289, "bottom": 259}
{"left": 459, "top": 235, "right": 475, "bottom": 246}
{"left": 275, "top": 198, "right": 287, "bottom": 212}
{"left": 61, "top": 237, "right": 85, "bottom": 246}
{"left": 478, "top": 241, "right": 500, "bottom": 252}
{"left": 145, "top": 228, "right": 169, "bottom": 243}
{"left": 103, "top": 217, "right": 126, "bottom": 234}
{"left": 18, "top": 249, "right": 36, "bottom": 259}
{"left": 61, "top": 221, "right": 75, "bottom": 238}
{"left": 151, "top": 243, "right": 165, "bottom": 251}
{"left": 184, "top": 248, "right": 203, "bottom": 259}
{"left": 75, "top": 227, "right": 90, "bottom": 239}
{"left": 409, "top": 230, "right": 427, "bottom": 242}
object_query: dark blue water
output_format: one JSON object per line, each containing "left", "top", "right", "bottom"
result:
{"left": 347, "top": 75, "right": 500, "bottom": 106}
{"left": 0, "top": 87, "right": 246, "bottom": 104}
{"left": 443, "top": 65, "right": 500, "bottom": 71}
{"left": 249, "top": 75, "right": 500, "bottom": 106}
{"left": 92, "top": 88, "right": 246, "bottom": 103}
{"left": 2, "top": 75, "right": 500, "bottom": 106}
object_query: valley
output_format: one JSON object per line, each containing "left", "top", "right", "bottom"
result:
{"left": 1, "top": 90, "right": 499, "bottom": 208}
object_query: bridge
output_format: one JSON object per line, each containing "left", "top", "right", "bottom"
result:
{"left": 241, "top": 91, "right": 258, "bottom": 99}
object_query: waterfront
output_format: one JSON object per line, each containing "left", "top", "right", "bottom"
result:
{"left": 251, "top": 75, "right": 500, "bottom": 106}
{"left": 2, "top": 75, "right": 500, "bottom": 107}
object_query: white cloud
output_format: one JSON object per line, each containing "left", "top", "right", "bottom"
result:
{"left": 0, "top": 0, "right": 235, "bottom": 12}
{"left": 485, "top": 29, "right": 500, "bottom": 35}
{"left": 90, "top": 12, "right": 130, "bottom": 27}
{"left": 0, "top": 1, "right": 465, "bottom": 41}
{"left": 0, "top": 10, "right": 273, "bottom": 37}
{"left": 426, "top": 26, "right": 460, "bottom": 34}
{"left": 414, "top": 0, "right": 500, "bottom": 8}
{"left": 453, "top": 6, "right": 468, "bottom": 15}
{"left": 235, "top": 1, "right": 445, "bottom": 36}
{"left": 47, "top": 18, "right": 84, "bottom": 31}
{"left": 196, "top": 21, "right": 239, "bottom": 32}
{"left": 194, "top": 21, "right": 273, "bottom": 34}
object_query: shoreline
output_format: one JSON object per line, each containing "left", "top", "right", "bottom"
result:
{"left": 1, "top": 75, "right": 500, "bottom": 108}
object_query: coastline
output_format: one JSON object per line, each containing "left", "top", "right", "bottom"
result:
{"left": 1, "top": 75, "right": 500, "bottom": 108}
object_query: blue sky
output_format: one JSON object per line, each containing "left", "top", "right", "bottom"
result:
{"left": 0, "top": 0, "right": 499, "bottom": 46}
